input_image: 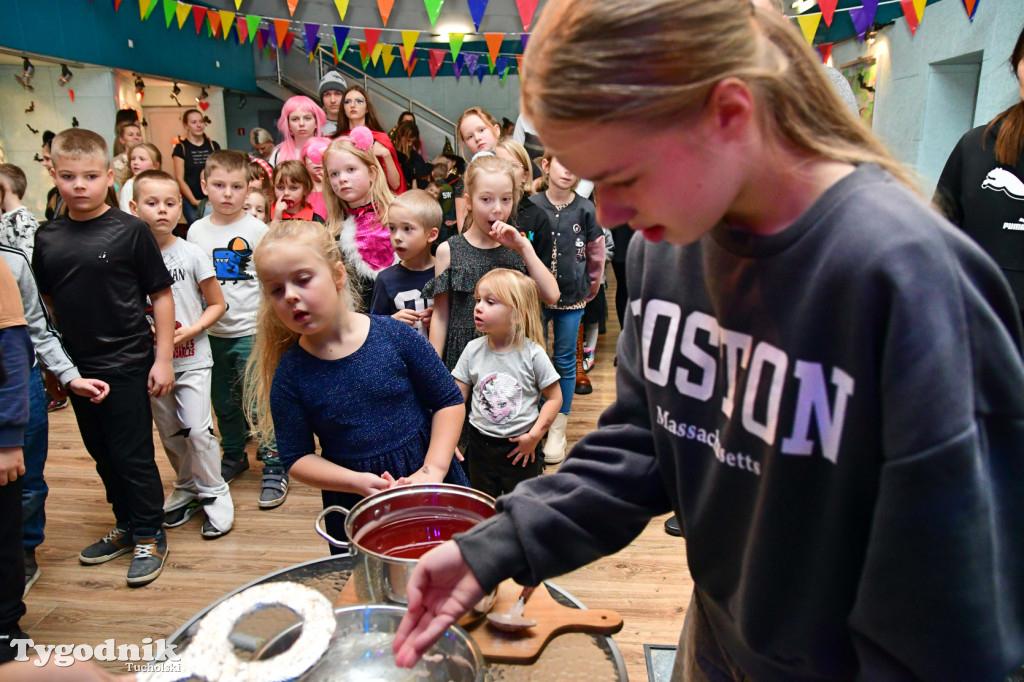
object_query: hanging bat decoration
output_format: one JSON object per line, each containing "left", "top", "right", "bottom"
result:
{"left": 25, "top": 101, "right": 34, "bottom": 113}
{"left": 26, "top": 123, "right": 38, "bottom": 134}
{"left": 72, "top": 117, "right": 80, "bottom": 128}
{"left": 33, "top": 153, "right": 43, "bottom": 163}
{"left": 857, "top": 73, "right": 875, "bottom": 94}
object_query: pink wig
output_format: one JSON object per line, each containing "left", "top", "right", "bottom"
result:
{"left": 274, "top": 96, "right": 327, "bottom": 163}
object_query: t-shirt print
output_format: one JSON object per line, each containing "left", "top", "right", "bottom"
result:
{"left": 476, "top": 372, "right": 522, "bottom": 425}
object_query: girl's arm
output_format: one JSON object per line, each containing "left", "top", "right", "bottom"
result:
{"left": 508, "top": 382, "right": 562, "bottom": 466}
{"left": 427, "top": 242, "right": 451, "bottom": 358}
{"left": 289, "top": 454, "right": 393, "bottom": 497}
{"left": 373, "top": 141, "right": 403, "bottom": 192}
{"left": 148, "top": 287, "right": 175, "bottom": 398}
{"left": 401, "top": 402, "right": 465, "bottom": 486}
{"left": 175, "top": 276, "right": 226, "bottom": 347}
{"left": 173, "top": 156, "right": 198, "bottom": 206}
{"left": 490, "top": 221, "right": 560, "bottom": 305}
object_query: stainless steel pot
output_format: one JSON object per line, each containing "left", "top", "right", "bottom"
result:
{"left": 314, "top": 484, "right": 496, "bottom": 605}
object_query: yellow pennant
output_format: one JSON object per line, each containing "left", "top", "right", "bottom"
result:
{"left": 381, "top": 45, "right": 396, "bottom": 74}
{"left": 234, "top": 0, "right": 243, "bottom": 8}
{"left": 914, "top": 0, "right": 926, "bottom": 20}
{"left": 371, "top": 42, "right": 384, "bottom": 66}
{"left": 797, "top": 13, "right": 820, "bottom": 46}
{"left": 220, "top": 10, "right": 235, "bottom": 40}
{"left": 139, "top": 0, "right": 151, "bottom": 20}
{"left": 401, "top": 30, "right": 420, "bottom": 60}
{"left": 175, "top": 1, "right": 190, "bottom": 28}
{"left": 333, "top": 0, "right": 349, "bottom": 20}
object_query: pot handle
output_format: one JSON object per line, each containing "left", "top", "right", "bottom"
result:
{"left": 315, "top": 505, "right": 351, "bottom": 549}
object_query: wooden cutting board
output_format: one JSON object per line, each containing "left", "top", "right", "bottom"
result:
{"left": 335, "top": 578, "right": 623, "bottom": 664}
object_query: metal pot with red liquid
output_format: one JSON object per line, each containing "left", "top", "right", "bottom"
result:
{"left": 315, "top": 484, "right": 497, "bottom": 605}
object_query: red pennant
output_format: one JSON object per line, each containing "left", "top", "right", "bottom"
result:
{"left": 817, "top": 43, "right": 833, "bottom": 64}
{"left": 818, "top": 0, "right": 838, "bottom": 27}
{"left": 283, "top": 32, "right": 296, "bottom": 53}
{"left": 237, "top": 18, "right": 249, "bottom": 43}
{"left": 900, "top": 0, "right": 919, "bottom": 35}
{"left": 428, "top": 49, "right": 445, "bottom": 79}
{"left": 514, "top": 0, "right": 539, "bottom": 32}
{"left": 192, "top": 6, "right": 207, "bottom": 33}
{"left": 358, "top": 41, "right": 369, "bottom": 66}
{"left": 364, "top": 27, "right": 382, "bottom": 54}
{"left": 332, "top": 45, "right": 339, "bottom": 64}
{"left": 113, "top": 0, "right": 124, "bottom": 10}
{"left": 257, "top": 28, "right": 266, "bottom": 50}
{"left": 274, "top": 19, "right": 291, "bottom": 50}
{"left": 207, "top": 10, "right": 221, "bottom": 38}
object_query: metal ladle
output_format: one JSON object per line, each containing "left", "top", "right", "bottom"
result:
{"left": 486, "top": 586, "right": 537, "bottom": 632}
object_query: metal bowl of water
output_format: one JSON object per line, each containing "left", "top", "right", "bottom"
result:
{"left": 256, "top": 604, "right": 484, "bottom": 681}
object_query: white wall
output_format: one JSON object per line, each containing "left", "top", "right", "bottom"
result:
{"left": 830, "top": 0, "right": 1024, "bottom": 194}
{"left": 0, "top": 64, "right": 117, "bottom": 216}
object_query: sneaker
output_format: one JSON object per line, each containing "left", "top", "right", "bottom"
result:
{"left": 126, "top": 535, "right": 168, "bottom": 587}
{"left": 163, "top": 500, "right": 200, "bottom": 528}
{"left": 201, "top": 517, "right": 230, "bottom": 539}
{"left": 46, "top": 397, "right": 68, "bottom": 412}
{"left": 24, "top": 549, "right": 40, "bottom": 596}
{"left": 221, "top": 455, "right": 250, "bottom": 483}
{"left": 79, "top": 527, "right": 134, "bottom": 565}
{"left": 0, "top": 627, "right": 30, "bottom": 664}
{"left": 583, "top": 347, "right": 595, "bottom": 373}
{"left": 664, "top": 515, "right": 682, "bottom": 537}
{"left": 259, "top": 466, "right": 289, "bottom": 509}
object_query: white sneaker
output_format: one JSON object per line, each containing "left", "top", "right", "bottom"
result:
{"left": 543, "top": 413, "right": 569, "bottom": 465}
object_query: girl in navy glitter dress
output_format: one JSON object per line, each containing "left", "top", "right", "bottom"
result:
{"left": 245, "top": 220, "right": 468, "bottom": 554}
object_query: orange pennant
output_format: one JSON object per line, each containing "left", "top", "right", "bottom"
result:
{"left": 286, "top": 0, "right": 300, "bottom": 17}
{"left": 484, "top": 33, "right": 503, "bottom": 65}
{"left": 406, "top": 58, "right": 418, "bottom": 76}
{"left": 207, "top": 9, "right": 221, "bottom": 37}
{"left": 376, "top": 0, "right": 395, "bottom": 26}
{"left": 274, "top": 18, "right": 291, "bottom": 49}
{"left": 515, "top": 53, "right": 524, "bottom": 77}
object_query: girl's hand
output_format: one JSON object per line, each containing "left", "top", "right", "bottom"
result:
{"left": 173, "top": 323, "right": 201, "bottom": 347}
{"left": 420, "top": 306, "right": 433, "bottom": 331}
{"left": 350, "top": 471, "right": 392, "bottom": 497}
{"left": 68, "top": 378, "right": 110, "bottom": 404}
{"left": 392, "top": 309, "right": 421, "bottom": 327}
{"left": 372, "top": 141, "right": 390, "bottom": 158}
{"left": 454, "top": 446, "right": 465, "bottom": 463}
{"left": 401, "top": 465, "right": 445, "bottom": 487}
{"left": 507, "top": 432, "right": 540, "bottom": 467}
{"left": 489, "top": 221, "right": 528, "bottom": 252}
{"left": 273, "top": 199, "right": 288, "bottom": 220}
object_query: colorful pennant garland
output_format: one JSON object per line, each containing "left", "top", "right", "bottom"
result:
{"left": 246, "top": 14, "right": 261, "bottom": 42}
{"left": 817, "top": 43, "right": 834, "bottom": 64}
{"left": 207, "top": 10, "right": 221, "bottom": 38}
{"left": 191, "top": 5, "right": 206, "bottom": 33}
{"left": 961, "top": 0, "right": 979, "bottom": 21}
{"left": 817, "top": 0, "right": 838, "bottom": 27}
{"left": 484, "top": 33, "right": 503, "bottom": 65}
{"left": 796, "top": 13, "right": 820, "bottom": 46}
{"left": 428, "top": 49, "right": 446, "bottom": 79}
{"left": 448, "top": 33, "right": 465, "bottom": 62}
{"left": 333, "top": 26, "right": 351, "bottom": 58}
{"left": 176, "top": 2, "right": 191, "bottom": 28}
{"left": 220, "top": 10, "right": 236, "bottom": 40}
{"left": 364, "top": 27, "right": 382, "bottom": 54}
{"left": 423, "top": 0, "right": 444, "bottom": 28}
{"left": 162, "top": 0, "right": 176, "bottom": 28}
{"left": 334, "top": 0, "right": 349, "bottom": 20}
{"left": 286, "top": 0, "right": 299, "bottom": 17}
{"left": 380, "top": 45, "right": 396, "bottom": 74}
{"left": 514, "top": 0, "right": 538, "bottom": 32}
{"left": 377, "top": 0, "right": 394, "bottom": 26}
{"left": 467, "top": 0, "right": 488, "bottom": 31}
{"left": 849, "top": 0, "right": 878, "bottom": 42}
{"left": 304, "top": 22, "right": 321, "bottom": 56}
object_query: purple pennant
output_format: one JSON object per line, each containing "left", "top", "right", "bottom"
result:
{"left": 304, "top": 23, "right": 321, "bottom": 55}
{"left": 467, "top": 0, "right": 489, "bottom": 31}
{"left": 520, "top": 34, "right": 529, "bottom": 50}
{"left": 849, "top": 0, "right": 878, "bottom": 41}
{"left": 495, "top": 55, "right": 508, "bottom": 74}
{"left": 464, "top": 53, "right": 480, "bottom": 74}
{"left": 260, "top": 27, "right": 273, "bottom": 49}
{"left": 452, "top": 54, "right": 464, "bottom": 81}
{"left": 476, "top": 65, "right": 486, "bottom": 83}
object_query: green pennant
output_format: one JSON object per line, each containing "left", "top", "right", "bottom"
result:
{"left": 339, "top": 36, "right": 351, "bottom": 58}
{"left": 144, "top": 0, "right": 159, "bottom": 20}
{"left": 448, "top": 33, "right": 464, "bottom": 62}
{"left": 162, "top": 0, "right": 175, "bottom": 27}
{"left": 246, "top": 14, "right": 261, "bottom": 43}
{"left": 423, "top": 0, "right": 444, "bottom": 27}
{"left": 487, "top": 53, "right": 495, "bottom": 74}
{"left": 501, "top": 65, "right": 510, "bottom": 84}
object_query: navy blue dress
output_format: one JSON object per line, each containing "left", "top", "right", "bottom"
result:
{"left": 270, "top": 315, "right": 469, "bottom": 551}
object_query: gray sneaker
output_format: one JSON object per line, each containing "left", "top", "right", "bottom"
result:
{"left": 126, "top": 534, "right": 168, "bottom": 587}
{"left": 24, "top": 549, "right": 40, "bottom": 596}
{"left": 163, "top": 500, "right": 200, "bottom": 528}
{"left": 258, "top": 466, "right": 289, "bottom": 509}
{"left": 79, "top": 527, "right": 134, "bottom": 565}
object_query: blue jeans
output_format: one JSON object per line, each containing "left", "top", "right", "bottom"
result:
{"left": 542, "top": 308, "right": 585, "bottom": 414}
{"left": 22, "top": 365, "right": 48, "bottom": 550}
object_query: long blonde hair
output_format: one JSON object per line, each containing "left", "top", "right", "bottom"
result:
{"left": 476, "top": 268, "right": 544, "bottom": 350}
{"left": 244, "top": 220, "right": 354, "bottom": 444}
{"left": 322, "top": 137, "right": 394, "bottom": 239}
{"left": 462, "top": 154, "right": 520, "bottom": 234}
{"left": 521, "top": 0, "right": 916, "bottom": 192}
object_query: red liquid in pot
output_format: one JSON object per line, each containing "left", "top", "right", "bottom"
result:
{"left": 354, "top": 508, "right": 486, "bottom": 559}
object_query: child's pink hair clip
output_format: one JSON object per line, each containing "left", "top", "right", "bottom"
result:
{"left": 349, "top": 126, "right": 374, "bottom": 151}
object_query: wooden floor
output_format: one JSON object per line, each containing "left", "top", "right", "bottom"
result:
{"left": 21, "top": 272, "right": 692, "bottom": 680}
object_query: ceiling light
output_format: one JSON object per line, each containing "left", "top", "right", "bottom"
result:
{"left": 58, "top": 64, "right": 73, "bottom": 86}
{"left": 134, "top": 74, "right": 145, "bottom": 101}
{"left": 14, "top": 57, "right": 34, "bottom": 91}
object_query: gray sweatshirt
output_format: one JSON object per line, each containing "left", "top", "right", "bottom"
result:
{"left": 456, "top": 164, "right": 1024, "bottom": 681}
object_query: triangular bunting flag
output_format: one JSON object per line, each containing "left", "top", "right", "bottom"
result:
{"left": 176, "top": 1, "right": 190, "bottom": 28}
{"left": 495, "top": 55, "right": 508, "bottom": 75}
{"left": 900, "top": 0, "right": 919, "bottom": 35}
{"left": 501, "top": 65, "right": 510, "bottom": 84}
{"left": 274, "top": 18, "right": 291, "bottom": 50}
{"left": 514, "top": 0, "right": 539, "bottom": 32}
{"left": 428, "top": 49, "right": 446, "bottom": 79}
{"left": 234, "top": 0, "right": 242, "bottom": 8}
{"left": 257, "top": 27, "right": 267, "bottom": 50}
{"left": 961, "top": 0, "right": 979, "bottom": 20}
{"left": 401, "top": 30, "right": 420, "bottom": 60}
{"left": 113, "top": 0, "right": 124, "bottom": 12}
{"left": 797, "top": 14, "right": 820, "bottom": 45}
{"left": 283, "top": 32, "right": 296, "bottom": 54}
{"left": 358, "top": 42, "right": 370, "bottom": 69}
{"left": 192, "top": 6, "right": 206, "bottom": 33}
{"left": 333, "top": 0, "right": 349, "bottom": 20}
{"left": 144, "top": 0, "right": 159, "bottom": 20}
{"left": 246, "top": 14, "right": 261, "bottom": 43}
{"left": 817, "top": 43, "right": 833, "bottom": 64}
{"left": 381, "top": 45, "right": 396, "bottom": 74}
{"left": 849, "top": 0, "right": 878, "bottom": 41}
{"left": 913, "top": 0, "right": 926, "bottom": 19}
{"left": 377, "top": 0, "right": 395, "bottom": 26}
{"left": 400, "top": 45, "right": 413, "bottom": 69}
{"left": 304, "top": 23, "right": 321, "bottom": 56}
{"left": 452, "top": 53, "right": 464, "bottom": 81}
{"left": 448, "top": 33, "right": 464, "bottom": 62}
{"left": 484, "top": 33, "right": 503, "bottom": 65}
{"left": 220, "top": 11, "right": 235, "bottom": 40}
{"left": 286, "top": 0, "right": 300, "bottom": 17}
{"left": 162, "top": 0, "right": 175, "bottom": 27}
{"left": 371, "top": 42, "right": 384, "bottom": 67}
{"left": 334, "top": 26, "right": 350, "bottom": 54}
{"left": 237, "top": 17, "right": 249, "bottom": 44}
{"left": 520, "top": 33, "right": 529, "bottom": 50}
{"left": 818, "top": 0, "right": 838, "bottom": 27}
{"left": 139, "top": 0, "right": 151, "bottom": 20}
{"left": 487, "top": 53, "right": 495, "bottom": 74}
{"left": 467, "top": 0, "right": 489, "bottom": 31}
{"left": 207, "top": 10, "right": 222, "bottom": 38}
{"left": 476, "top": 65, "right": 486, "bottom": 84}
{"left": 424, "top": 0, "right": 444, "bottom": 28}
{"left": 332, "top": 45, "right": 339, "bottom": 64}
{"left": 406, "top": 57, "right": 418, "bottom": 76}
{"left": 364, "top": 28, "right": 382, "bottom": 54}
{"left": 464, "top": 53, "right": 479, "bottom": 76}
{"left": 516, "top": 53, "right": 523, "bottom": 76}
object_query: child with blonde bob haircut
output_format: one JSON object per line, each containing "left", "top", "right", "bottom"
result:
{"left": 323, "top": 129, "right": 396, "bottom": 308}
{"left": 246, "top": 220, "right": 468, "bottom": 554}
{"left": 452, "top": 268, "right": 560, "bottom": 496}
{"left": 396, "top": 0, "right": 1024, "bottom": 679}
